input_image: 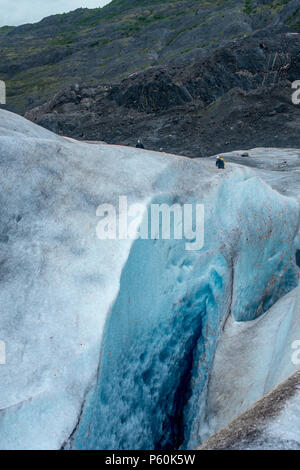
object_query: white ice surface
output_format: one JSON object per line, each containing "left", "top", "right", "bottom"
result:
{"left": 198, "top": 148, "right": 300, "bottom": 444}
{"left": 201, "top": 285, "right": 300, "bottom": 443}
{"left": 0, "top": 110, "right": 299, "bottom": 449}
{"left": 257, "top": 387, "right": 300, "bottom": 450}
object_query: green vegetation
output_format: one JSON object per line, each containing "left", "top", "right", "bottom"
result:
{"left": 89, "top": 38, "right": 113, "bottom": 47}
{"left": 1, "top": 0, "right": 298, "bottom": 116}
{"left": 114, "top": 9, "right": 186, "bottom": 38}
{"left": 166, "top": 23, "right": 200, "bottom": 46}
{"left": 50, "top": 31, "right": 77, "bottom": 46}
{"left": 287, "top": 5, "right": 300, "bottom": 28}
{"left": 0, "top": 26, "right": 15, "bottom": 35}
{"left": 244, "top": 0, "right": 292, "bottom": 17}
{"left": 244, "top": 0, "right": 253, "bottom": 15}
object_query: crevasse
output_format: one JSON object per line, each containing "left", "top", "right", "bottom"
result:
{"left": 70, "top": 174, "right": 299, "bottom": 450}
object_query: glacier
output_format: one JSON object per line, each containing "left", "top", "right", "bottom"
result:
{"left": 199, "top": 370, "right": 300, "bottom": 450}
{"left": 199, "top": 283, "right": 300, "bottom": 444}
{"left": 0, "top": 109, "right": 300, "bottom": 449}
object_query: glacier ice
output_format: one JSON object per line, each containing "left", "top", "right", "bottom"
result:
{"left": 199, "top": 370, "right": 300, "bottom": 450}
{"left": 71, "top": 176, "right": 300, "bottom": 450}
{"left": 0, "top": 110, "right": 299, "bottom": 449}
{"left": 200, "top": 284, "right": 300, "bottom": 444}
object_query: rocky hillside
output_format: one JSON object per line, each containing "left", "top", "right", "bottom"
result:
{"left": 0, "top": 0, "right": 300, "bottom": 114}
{"left": 26, "top": 29, "right": 300, "bottom": 157}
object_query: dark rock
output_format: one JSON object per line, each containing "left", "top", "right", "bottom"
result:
{"left": 25, "top": 31, "right": 300, "bottom": 158}
{"left": 1, "top": 0, "right": 300, "bottom": 114}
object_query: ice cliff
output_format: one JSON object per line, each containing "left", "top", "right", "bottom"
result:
{"left": 0, "top": 110, "right": 299, "bottom": 449}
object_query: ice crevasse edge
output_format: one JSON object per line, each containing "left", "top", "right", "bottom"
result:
{"left": 71, "top": 167, "right": 299, "bottom": 450}
{"left": 0, "top": 109, "right": 298, "bottom": 449}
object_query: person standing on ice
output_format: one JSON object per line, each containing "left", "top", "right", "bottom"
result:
{"left": 216, "top": 156, "right": 225, "bottom": 169}
{"left": 136, "top": 139, "right": 144, "bottom": 149}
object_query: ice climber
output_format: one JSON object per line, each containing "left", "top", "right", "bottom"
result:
{"left": 136, "top": 139, "right": 144, "bottom": 149}
{"left": 216, "top": 156, "right": 225, "bottom": 169}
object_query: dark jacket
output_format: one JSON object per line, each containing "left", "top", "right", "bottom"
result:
{"left": 216, "top": 158, "right": 225, "bottom": 169}
{"left": 136, "top": 142, "right": 144, "bottom": 149}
